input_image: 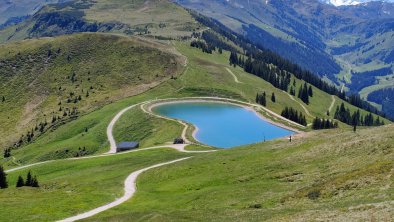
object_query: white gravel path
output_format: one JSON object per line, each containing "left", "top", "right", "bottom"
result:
{"left": 57, "top": 157, "right": 191, "bottom": 222}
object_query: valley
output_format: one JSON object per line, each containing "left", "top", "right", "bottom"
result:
{"left": 0, "top": 0, "right": 392, "bottom": 221}
{"left": 174, "top": 0, "right": 394, "bottom": 116}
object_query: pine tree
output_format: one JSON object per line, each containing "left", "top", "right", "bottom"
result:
{"left": 2, "top": 96, "right": 5, "bottom": 102}
{"left": 16, "top": 176, "right": 24, "bottom": 187}
{"left": 256, "top": 92, "right": 266, "bottom": 107}
{"left": 25, "top": 171, "right": 33, "bottom": 186}
{"left": 229, "top": 51, "right": 238, "bottom": 66}
{"left": 0, "top": 165, "right": 8, "bottom": 189}
{"left": 271, "top": 93, "right": 276, "bottom": 103}
{"left": 308, "top": 85, "right": 313, "bottom": 97}
{"left": 3, "top": 148, "right": 11, "bottom": 158}
{"left": 262, "top": 92, "right": 266, "bottom": 106}
{"left": 31, "top": 176, "right": 39, "bottom": 188}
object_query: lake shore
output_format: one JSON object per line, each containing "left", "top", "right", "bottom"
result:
{"left": 145, "top": 97, "right": 303, "bottom": 147}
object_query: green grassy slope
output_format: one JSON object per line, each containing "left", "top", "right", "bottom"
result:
{"left": 0, "top": 32, "right": 184, "bottom": 150}
{"left": 0, "top": 149, "right": 190, "bottom": 222}
{"left": 0, "top": 0, "right": 202, "bottom": 43}
{"left": 2, "top": 39, "right": 389, "bottom": 168}
{"left": 0, "top": 0, "right": 69, "bottom": 25}
{"left": 87, "top": 125, "right": 394, "bottom": 222}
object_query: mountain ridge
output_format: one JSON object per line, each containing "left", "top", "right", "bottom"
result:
{"left": 320, "top": 0, "right": 394, "bottom": 6}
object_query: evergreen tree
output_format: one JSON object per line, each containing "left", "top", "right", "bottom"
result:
{"left": 31, "top": 176, "right": 39, "bottom": 188}
{"left": 0, "top": 165, "right": 8, "bottom": 189}
{"left": 3, "top": 148, "right": 11, "bottom": 158}
{"left": 289, "top": 86, "right": 294, "bottom": 96}
{"left": 281, "top": 107, "right": 307, "bottom": 126}
{"left": 2, "top": 96, "right": 5, "bottom": 102}
{"left": 312, "top": 117, "right": 338, "bottom": 130}
{"left": 271, "top": 92, "right": 276, "bottom": 103}
{"left": 308, "top": 85, "right": 313, "bottom": 97}
{"left": 25, "top": 171, "right": 33, "bottom": 186}
{"left": 255, "top": 92, "right": 266, "bottom": 107}
{"left": 16, "top": 176, "right": 24, "bottom": 187}
{"left": 229, "top": 51, "right": 238, "bottom": 66}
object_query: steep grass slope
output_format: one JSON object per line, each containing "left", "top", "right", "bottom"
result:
{"left": 0, "top": 32, "right": 184, "bottom": 149}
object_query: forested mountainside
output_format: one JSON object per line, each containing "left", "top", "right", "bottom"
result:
{"left": 174, "top": 0, "right": 394, "bottom": 115}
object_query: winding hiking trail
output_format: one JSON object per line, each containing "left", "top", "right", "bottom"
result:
{"left": 6, "top": 96, "right": 303, "bottom": 222}
{"left": 58, "top": 157, "right": 191, "bottom": 222}
{"left": 287, "top": 94, "right": 314, "bottom": 118}
{"left": 328, "top": 95, "right": 336, "bottom": 113}
{"left": 106, "top": 102, "right": 146, "bottom": 154}
{"left": 226, "top": 67, "right": 243, "bottom": 84}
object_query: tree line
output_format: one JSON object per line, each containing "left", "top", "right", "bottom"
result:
{"left": 189, "top": 11, "right": 387, "bottom": 118}
{"left": 0, "top": 167, "right": 39, "bottom": 189}
{"left": 312, "top": 117, "right": 338, "bottom": 130}
{"left": 334, "top": 103, "right": 384, "bottom": 127}
{"left": 256, "top": 91, "right": 276, "bottom": 107}
{"left": 281, "top": 107, "right": 307, "bottom": 126}
{"left": 230, "top": 51, "right": 292, "bottom": 92}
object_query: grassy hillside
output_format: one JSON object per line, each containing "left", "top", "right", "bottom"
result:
{"left": 1, "top": 124, "right": 392, "bottom": 221}
{"left": 1, "top": 39, "right": 390, "bottom": 168}
{"left": 0, "top": 148, "right": 190, "bottom": 222}
{"left": 0, "top": 0, "right": 70, "bottom": 25}
{"left": 87, "top": 125, "right": 394, "bottom": 222}
{"left": 0, "top": 0, "right": 201, "bottom": 43}
{"left": 0, "top": 32, "right": 184, "bottom": 149}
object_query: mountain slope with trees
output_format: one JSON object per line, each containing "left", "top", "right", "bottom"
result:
{"left": 174, "top": 0, "right": 394, "bottom": 113}
{"left": 0, "top": 32, "right": 185, "bottom": 151}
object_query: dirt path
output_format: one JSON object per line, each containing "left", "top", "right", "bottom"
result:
{"left": 328, "top": 95, "right": 336, "bottom": 113}
{"left": 145, "top": 97, "right": 305, "bottom": 131}
{"left": 140, "top": 103, "right": 193, "bottom": 144}
{"left": 7, "top": 96, "right": 305, "bottom": 222}
{"left": 286, "top": 94, "right": 314, "bottom": 118}
{"left": 225, "top": 68, "right": 243, "bottom": 84}
{"left": 106, "top": 102, "right": 147, "bottom": 154}
{"left": 57, "top": 157, "right": 191, "bottom": 222}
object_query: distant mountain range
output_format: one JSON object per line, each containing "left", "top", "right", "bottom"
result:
{"left": 320, "top": 0, "right": 394, "bottom": 6}
{"left": 0, "top": 0, "right": 71, "bottom": 27}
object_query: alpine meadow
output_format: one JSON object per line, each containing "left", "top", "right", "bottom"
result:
{"left": 0, "top": 0, "right": 393, "bottom": 221}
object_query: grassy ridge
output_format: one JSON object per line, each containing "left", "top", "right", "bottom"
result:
{"left": 87, "top": 125, "right": 394, "bottom": 221}
{"left": 0, "top": 33, "right": 183, "bottom": 149}
{"left": 0, "top": 0, "right": 202, "bottom": 43}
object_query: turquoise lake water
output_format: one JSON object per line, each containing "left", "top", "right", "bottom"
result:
{"left": 153, "top": 102, "right": 294, "bottom": 148}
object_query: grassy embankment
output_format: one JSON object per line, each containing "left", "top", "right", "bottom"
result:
{"left": 87, "top": 125, "right": 394, "bottom": 222}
